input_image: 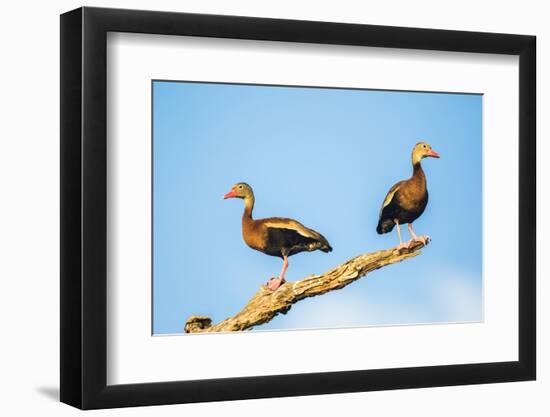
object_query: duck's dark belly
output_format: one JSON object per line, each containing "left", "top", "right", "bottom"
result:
{"left": 263, "top": 227, "right": 318, "bottom": 258}
{"left": 395, "top": 207, "right": 424, "bottom": 224}
{"left": 392, "top": 191, "right": 428, "bottom": 224}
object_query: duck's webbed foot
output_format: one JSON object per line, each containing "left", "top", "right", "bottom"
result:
{"left": 394, "top": 242, "right": 409, "bottom": 251}
{"left": 407, "top": 223, "right": 430, "bottom": 247}
{"left": 408, "top": 235, "right": 431, "bottom": 247}
{"left": 393, "top": 220, "right": 408, "bottom": 252}
{"left": 266, "top": 276, "right": 285, "bottom": 291}
{"left": 266, "top": 255, "right": 288, "bottom": 291}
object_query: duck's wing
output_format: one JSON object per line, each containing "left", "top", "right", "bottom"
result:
{"left": 376, "top": 181, "right": 404, "bottom": 234}
{"left": 263, "top": 218, "right": 321, "bottom": 239}
{"left": 379, "top": 181, "right": 402, "bottom": 219}
{"left": 262, "top": 218, "right": 332, "bottom": 253}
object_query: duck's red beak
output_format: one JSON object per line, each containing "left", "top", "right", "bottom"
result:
{"left": 224, "top": 189, "right": 237, "bottom": 199}
{"left": 426, "top": 149, "right": 440, "bottom": 158}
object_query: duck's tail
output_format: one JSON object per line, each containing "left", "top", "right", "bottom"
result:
{"left": 320, "top": 242, "right": 333, "bottom": 253}
{"left": 376, "top": 219, "right": 395, "bottom": 234}
{"left": 313, "top": 233, "right": 332, "bottom": 253}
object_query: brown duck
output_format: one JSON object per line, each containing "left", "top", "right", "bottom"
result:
{"left": 224, "top": 183, "right": 332, "bottom": 291}
{"left": 377, "top": 142, "right": 440, "bottom": 249}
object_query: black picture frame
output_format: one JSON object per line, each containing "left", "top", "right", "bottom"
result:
{"left": 60, "top": 6, "right": 536, "bottom": 410}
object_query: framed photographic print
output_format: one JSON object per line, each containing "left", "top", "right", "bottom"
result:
{"left": 60, "top": 6, "right": 536, "bottom": 409}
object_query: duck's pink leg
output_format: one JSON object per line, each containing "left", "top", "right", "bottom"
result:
{"left": 267, "top": 256, "right": 288, "bottom": 291}
{"left": 394, "top": 220, "right": 408, "bottom": 250}
{"left": 407, "top": 223, "right": 430, "bottom": 246}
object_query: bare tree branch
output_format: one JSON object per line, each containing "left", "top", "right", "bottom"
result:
{"left": 184, "top": 241, "right": 427, "bottom": 333}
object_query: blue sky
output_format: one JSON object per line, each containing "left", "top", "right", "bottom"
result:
{"left": 152, "top": 81, "right": 482, "bottom": 335}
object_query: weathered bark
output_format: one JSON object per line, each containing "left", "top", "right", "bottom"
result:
{"left": 184, "top": 241, "right": 427, "bottom": 333}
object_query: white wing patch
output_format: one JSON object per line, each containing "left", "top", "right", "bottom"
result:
{"left": 264, "top": 219, "right": 318, "bottom": 239}
{"left": 382, "top": 185, "right": 400, "bottom": 210}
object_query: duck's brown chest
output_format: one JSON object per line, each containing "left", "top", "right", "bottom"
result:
{"left": 242, "top": 217, "right": 266, "bottom": 252}
{"left": 394, "top": 168, "right": 428, "bottom": 221}
{"left": 397, "top": 183, "right": 428, "bottom": 212}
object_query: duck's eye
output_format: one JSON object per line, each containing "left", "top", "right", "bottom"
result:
{"left": 239, "top": 185, "right": 243, "bottom": 189}
{"left": 423, "top": 145, "right": 427, "bottom": 148}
